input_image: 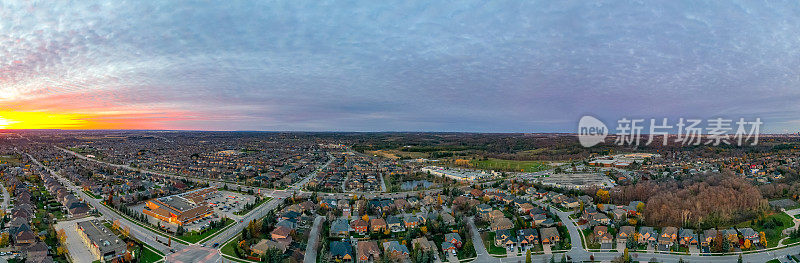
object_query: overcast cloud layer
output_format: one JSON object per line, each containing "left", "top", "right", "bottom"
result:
{"left": 2, "top": 1, "right": 800, "bottom": 132}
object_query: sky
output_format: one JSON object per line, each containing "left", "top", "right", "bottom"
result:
{"left": 2, "top": 1, "right": 800, "bottom": 132}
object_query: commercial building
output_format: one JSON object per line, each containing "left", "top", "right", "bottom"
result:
{"left": 142, "top": 187, "right": 216, "bottom": 225}
{"left": 421, "top": 166, "right": 498, "bottom": 182}
{"left": 76, "top": 220, "right": 127, "bottom": 262}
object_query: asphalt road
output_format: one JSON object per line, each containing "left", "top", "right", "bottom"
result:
{"left": 25, "top": 152, "right": 185, "bottom": 255}
{"left": 290, "top": 152, "right": 334, "bottom": 190}
{"left": 467, "top": 217, "right": 500, "bottom": 263}
{"left": 0, "top": 181, "right": 8, "bottom": 212}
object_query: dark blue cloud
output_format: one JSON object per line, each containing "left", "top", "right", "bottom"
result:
{"left": 2, "top": 0, "right": 800, "bottom": 132}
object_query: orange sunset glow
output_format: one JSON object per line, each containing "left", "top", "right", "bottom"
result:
{"left": 0, "top": 111, "right": 170, "bottom": 130}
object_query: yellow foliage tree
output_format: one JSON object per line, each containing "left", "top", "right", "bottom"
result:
{"left": 760, "top": 232, "right": 767, "bottom": 247}
{"left": 743, "top": 239, "right": 751, "bottom": 249}
{"left": 56, "top": 229, "right": 67, "bottom": 244}
{"left": 0, "top": 232, "right": 9, "bottom": 247}
{"left": 420, "top": 226, "right": 428, "bottom": 234}
{"left": 596, "top": 189, "right": 610, "bottom": 203}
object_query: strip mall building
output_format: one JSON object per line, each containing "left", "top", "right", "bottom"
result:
{"left": 143, "top": 187, "right": 216, "bottom": 225}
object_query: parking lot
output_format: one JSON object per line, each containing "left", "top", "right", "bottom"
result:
{"left": 206, "top": 190, "right": 255, "bottom": 219}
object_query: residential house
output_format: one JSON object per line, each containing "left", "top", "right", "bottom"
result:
{"left": 723, "top": 228, "right": 739, "bottom": 247}
{"left": 444, "top": 233, "right": 463, "bottom": 248}
{"left": 412, "top": 237, "right": 435, "bottom": 252}
{"left": 351, "top": 219, "right": 368, "bottom": 235}
{"left": 618, "top": 226, "right": 635, "bottom": 242}
{"left": 638, "top": 227, "right": 657, "bottom": 245}
{"left": 357, "top": 241, "right": 380, "bottom": 262}
{"left": 494, "top": 229, "right": 516, "bottom": 248}
{"left": 403, "top": 216, "right": 420, "bottom": 229}
{"left": 370, "top": 218, "right": 387, "bottom": 233}
{"left": 659, "top": 227, "right": 678, "bottom": 250}
{"left": 251, "top": 239, "right": 287, "bottom": 255}
{"left": 476, "top": 204, "right": 492, "bottom": 218}
{"left": 490, "top": 217, "right": 514, "bottom": 231}
{"left": 331, "top": 241, "right": 354, "bottom": 262}
{"left": 541, "top": 227, "right": 560, "bottom": 245}
{"left": 594, "top": 226, "right": 613, "bottom": 244}
{"left": 382, "top": 241, "right": 410, "bottom": 259}
{"left": 330, "top": 218, "right": 350, "bottom": 237}
{"left": 738, "top": 228, "right": 759, "bottom": 245}
{"left": 386, "top": 216, "right": 404, "bottom": 232}
{"left": 701, "top": 229, "right": 718, "bottom": 247}
{"left": 679, "top": 228, "right": 698, "bottom": 246}
{"left": 518, "top": 228, "right": 539, "bottom": 249}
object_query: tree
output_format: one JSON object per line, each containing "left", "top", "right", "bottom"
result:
{"left": 596, "top": 189, "right": 610, "bottom": 203}
{"left": 738, "top": 254, "right": 743, "bottom": 263}
{"left": 56, "top": 246, "right": 68, "bottom": 256}
{"left": 760, "top": 231, "right": 767, "bottom": 247}
{"left": 525, "top": 249, "right": 531, "bottom": 263}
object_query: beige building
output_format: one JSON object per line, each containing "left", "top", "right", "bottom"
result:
{"left": 76, "top": 220, "right": 127, "bottom": 262}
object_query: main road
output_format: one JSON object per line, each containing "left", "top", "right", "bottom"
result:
{"left": 25, "top": 152, "right": 185, "bottom": 255}
{"left": 40, "top": 147, "right": 800, "bottom": 262}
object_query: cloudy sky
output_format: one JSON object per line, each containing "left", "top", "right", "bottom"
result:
{"left": 2, "top": 1, "right": 800, "bottom": 132}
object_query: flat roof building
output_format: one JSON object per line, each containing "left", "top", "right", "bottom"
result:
{"left": 76, "top": 220, "right": 127, "bottom": 262}
{"left": 143, "top": 187, "right": 216, "bottom": 225}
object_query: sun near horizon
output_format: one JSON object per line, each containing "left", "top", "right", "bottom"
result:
{"left": 0, "top": 111, "right": 140, "bottom": 130}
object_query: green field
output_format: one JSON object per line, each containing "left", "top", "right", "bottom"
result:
{"left": 470, "top": 158, "right": 550, "bottom": 172}
{"left": 483, "top": 232, "right": 507, "bottom": 255}
{"left": 0, "top": 155, "right": 21, "bottom": 165}
{"left": 735, "top": 211, "right": 794, "bottom": 248}
{"left": 83, "top": 190, "right": 101, "bottom": 199}
{"left": 138, "top": 245, "right": 164, "bottom": 263}
{"left": 178, "top": 218, "right": 234, "bottom": 243}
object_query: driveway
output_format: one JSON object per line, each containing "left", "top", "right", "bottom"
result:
{"left": 304, "top": 216, "right": 325, "bottom": 263}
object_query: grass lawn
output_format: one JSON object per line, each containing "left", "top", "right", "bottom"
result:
{"left": 483, "top": 232, "right": 507, "bottom": 256}
{"left": 582, "top": 229, "right": 599, "bottom": 249}
{"left": 221, "top": 239, "right": 237, "bottom": 256}
{"left": 784, "top": 236, "right": 800, "bottom": 245}
{"left": 234, "top": 197, "right": 272, "bottom": 216}
{"left": 736, "top": 211, "right": 794, "bottom": 248}
{"left": 178, "top": 218, "right": 234, "bottom": 243}
{"left": 83, "top": 190, "right": 101, "bottom": 199}
{"left": 138, "top": 245, "right": 164, "bottom": 263}
{"left": 0, "top": 155, "right": 21, "bottom": 165}
{"left": 766, "top": 259, "right": 780, "bottom": 263}
{"left": 470, "top": 158, "right": 550, "bottom": 173}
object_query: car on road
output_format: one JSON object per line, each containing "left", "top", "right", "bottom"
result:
{"left": 212, "top": 243, "right": 220, "bottom": 248}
